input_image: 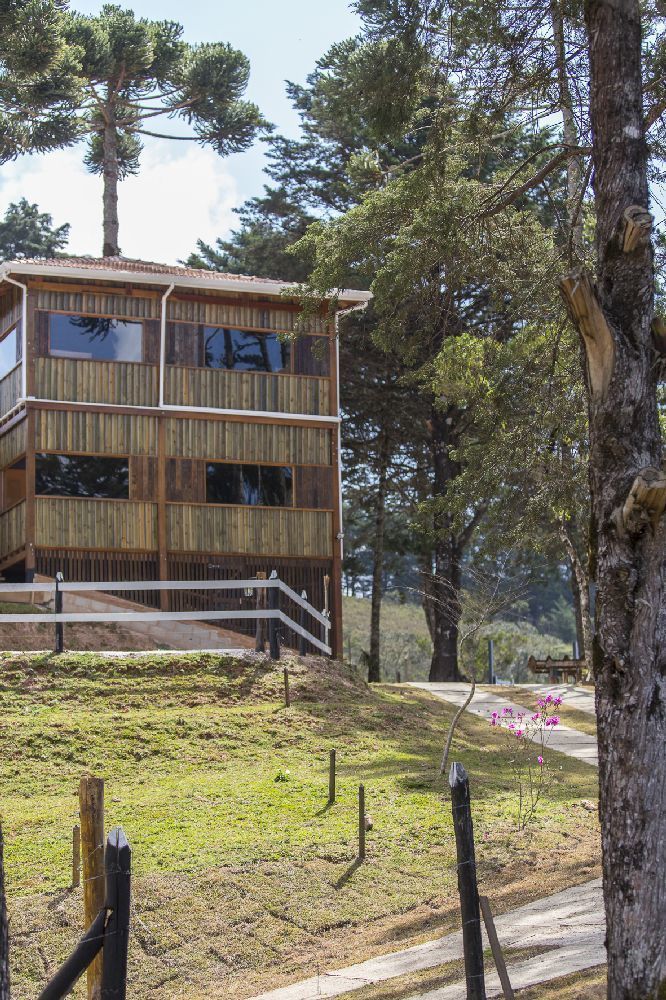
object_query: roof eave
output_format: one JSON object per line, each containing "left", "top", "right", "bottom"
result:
{"left": 0, "top": 261, "right": 372, "bottom": 306}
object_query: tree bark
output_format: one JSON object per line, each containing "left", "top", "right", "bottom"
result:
{"left": 0, "top": 825, "right": 9, "bottom": 1000}
{"left": 580, "top": 2, "right": 665, "bottom": 995}
{"left": 368, "top": 431, "right": 390, "bottom": 683}
{"left": 102, "top": 114, "right": 120, "bottom": 257}
{"left": 427, "top": 404, "right": 463, "bottom": 682}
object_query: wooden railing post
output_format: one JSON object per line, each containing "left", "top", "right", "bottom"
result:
{"left": 298, "top": 589, "right": 308, "bottom": 655}
{"left": 72, "top": 824, "right": 81, "bottom": 889}
{"left": 255, "top": 571, "right": 267, "bottom": 653}
{"left": 54, "top": 571, "right": 64, "bottom": 654}
{"left": 268, "top": 570, "right": 280, "bottom": 661}
{"left": 328, "top": 749, "right": 336, "bottom": 805}
{"left": 79, "top": 775, "right": 105, "bottom": 1000}
{"left": 449, "top": 762, "right": 485, "bottom": 999}
{"left": 101, "top": 827, "right": 131, "bottom": 1000}
{"left": 323, "top": 574, "right": 330, "bottom": 654}
{"left": 283, "top": 667, "right": 290, "bottom": 707}
{"left": 358, "top": 784, "right": 366, "bottom": 861}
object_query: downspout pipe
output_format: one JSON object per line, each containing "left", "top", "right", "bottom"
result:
{"left": 158, "top": 283, "right": 175, "bottom": 408}
{"left": 1, "top": 274, "right": 29, "bottom": 400}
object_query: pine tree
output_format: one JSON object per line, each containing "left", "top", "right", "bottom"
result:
{"left": 0, "top": 198, "right": 70, "bottom": 259}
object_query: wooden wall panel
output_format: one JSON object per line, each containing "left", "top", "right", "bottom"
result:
{"left": 36, "top": 548, "right": 160, "bottom": 605}
{"left": 0, "top": 287, "right": 21, "bottom": 337}
{"left": 167, "top": 504, "right": 332, "bottom": 558}
{"left": 165, "top": 418, "right": 332, "bottom": 466}
{"left": 295, "top": 466, "right": 334, "bottom": 510}
{"left": 35, "top": 498, "right": 158, "bottom": 550}
{"left": 0, "top": 365, "right": 22, "bottom": 417}
{"left": 0, "top": 419, "right": 26, "bottom": 470}
{"left": 168, "top": 296, "right": 331, "bottom": 335}
{"left": 35, "top": 358, "right": 159, "bottom": 407}
{"left": 35, "top": 409, "right": 158, "bottom": 456}
{"left": 130, "top": 456, "right": 158, "bottom": 500}
{"left": 165, "top": 459, "right": 206, "bottom": 503}
{"left": 164, "top": 367, "right": 329, "bottom": 415}
{"left": 293, "top": 335, "right": 331, "bottom": 377}
{"left": 0, "top": 500, "right": 25, "bottom": 558}
{"left": 35, "top": 288, "right": 160, "bottom": 320}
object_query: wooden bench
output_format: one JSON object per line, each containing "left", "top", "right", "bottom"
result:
{"left": 527, "top": 654, "right": 585, "bottom": 685}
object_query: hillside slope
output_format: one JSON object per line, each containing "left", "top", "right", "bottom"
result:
{"left": 0, "top": 651, "right": 600, "bottom": 999}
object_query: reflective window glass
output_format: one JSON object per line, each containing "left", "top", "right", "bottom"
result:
{"left": 0, "top": 326, "right": 18, "bottom": 379}
{"left": 35, "top": 454, "right": 129, "bottom": 499}
{"left": 206, "top": 463, "right": 293, "bottom": 507}
{"left": 49, "top": 314, "right": 143, "bottom": 362}
{"left": 203, "top": 327, "right": 289, "bottom": 372}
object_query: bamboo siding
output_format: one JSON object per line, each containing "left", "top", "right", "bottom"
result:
{"left": 165, "top": 417, "right": 332, "bottom": 466}
{"left": 0, "top": 500, "right": 25, "bottom": 557}
{"left": 0, "top": 365, "right": 21, "bottom": 416}
{"left": 0, "top": 419, "right": 26, "bottom": 469}
{"left": 168, "top": 296, "right": 331, "bottom": 335}
{"left": 35, "top": 498, "right": 158, "bottom": 550}
{"left": 36, "top": 288, "right": 160, "bottom": 319}
{"left": 164, "top": 366, "right": 329, "bottom": 415}
{"left": 35, "top": 358, "right": 159, "bottom": 407}
{"left": 0, "top": 287, "right": 21, "bottom": 335}
{"left": 35, "top": 409, "right": 159, "bottom": 456}
{"left": 167, "top": 504, "right": 333, "bottom": 558}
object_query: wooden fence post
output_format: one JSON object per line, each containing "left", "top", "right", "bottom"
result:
{"left": 328, "top": 749, "right": 336, "bottom": 805}
{"left": 101, "top": 827, "right": 131, "bottom": 1000}
{"left": 80, "top": 775, "right": 105, "bottom": 1000}
{"left": 0, "top": 825, "right": 9, "bottom": 1000}
{"left": 358, "top": 784, "right": 366, "bottom": 861}
{"left": 255, "top": 571, "right": 267, "bottom": 653}
{"left": 283, "top": 667, "right": 290, "bottom": 708}
{"left": 72, "top": 824, "right": 81, "bottom": 889}
{"left": 479, "top": 896, "right": 514, "bottom": 999}
{"left": 323, "top": 574, "right": 330, "bottom": 652}
{"left": 54, "top": 571, "right": 64, "bottom": 654}
{"left": 298, "top": 590, "right": 308, "bottom": 655}
{"left": 449, "top": 762, "right": 485, "bottom": 999}
{"left": 268, "top": 570, "right": 280, "bottom": 661}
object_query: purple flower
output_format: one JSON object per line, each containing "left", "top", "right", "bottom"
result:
{"left": 553, "top": 696, "right": 563, "bottom": 706}
{"left": 538, "top": 755, "right": 544, "bottom": 766}
{"left": 531, "top": 713, "right": 540, "bottom": 722}
{"left": 545, "top": 715, "right": 560, "bottom": 727}
{"left": 502, "top": 706, "right": 512, "bottom": 716}
{"left": 515, "top": 729, "right": 524, "bottom": 738}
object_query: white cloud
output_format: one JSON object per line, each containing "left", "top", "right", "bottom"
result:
{"left": 0, "top": 139, "right": 239, "bottom": 264}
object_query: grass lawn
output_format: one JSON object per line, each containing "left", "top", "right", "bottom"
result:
{"left": 0, "top": 651, "right": 600, "bottom": 999}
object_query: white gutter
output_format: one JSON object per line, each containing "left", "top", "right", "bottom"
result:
{"left": 0, "top": 261, "right": 372, "bottom": 305}
{"left": 1, "top": 275, "right": 28, "bottom": 400}
{"left": 25, "top": 397, "right": 341, "bottom": 425}
{"left": 158, "top": 283, "right": 175, "bottom": 407}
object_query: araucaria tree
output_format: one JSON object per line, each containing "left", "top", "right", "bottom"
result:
{"left": 62, "top": 4, "right": 267, "bottom": 256}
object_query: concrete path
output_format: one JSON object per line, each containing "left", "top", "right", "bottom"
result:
{"left": 515, "top": 683, "right": 596, "bottom": 716}
{"left": 250, "top": 880, "right": 605, "bottom": 1000}
{"left": 408, "top": 682, "right": 599, "bottom": 767}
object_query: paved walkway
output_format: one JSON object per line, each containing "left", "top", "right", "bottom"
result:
{"left": 516, "top": 682, "right": 596, "bottom": 716}
{"left": 408, "top": 682, "right": 598, "bottom": 767}
{"left": 250, "top": 881, "right": 605, "bottom": 1000}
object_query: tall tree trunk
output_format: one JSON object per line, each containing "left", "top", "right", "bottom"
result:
{"left": 102, "top": 116, "right": 120, "bottom": 257}
{"left": 559, "top": 521, "right": 594, "bottom": 672}
{"left": 550, "top": 0, "right": 584, "bottom": 258}
{"left": 567, "top": 3, "right": 666, "bottom": 995}
{"left": 427, "top": 405, "right": 463, "bottom": 682}
{"left": 368, "top": 431, "right": 390, "bottom": 683}
{"left": 0, "top": 825, "right": 9, "bottom": 1000}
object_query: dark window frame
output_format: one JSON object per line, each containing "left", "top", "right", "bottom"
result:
{"left": 35, "top": 452, "right": 131, "bottom": 500}
{"left": 47, "top": 312, "right": 145, "bottom": 364}
{"left": 205, "top": 461, "right": 294, "bottom": 508}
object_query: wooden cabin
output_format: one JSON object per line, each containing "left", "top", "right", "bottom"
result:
{"left": 0, "top": 257, "right": 369, "bottom": 655}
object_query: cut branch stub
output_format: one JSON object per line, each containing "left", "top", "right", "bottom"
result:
{"left": 559, "top": 269, "right": 615, "bottom": 398}
{"left": 622, "top": 205, "right": 653, "bottom": 253}
{"left": 621, "top": 467, "right": 666, "bottom": 535}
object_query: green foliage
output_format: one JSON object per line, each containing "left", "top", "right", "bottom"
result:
{"left": 0, "top": 198, "right": 70, "bottom": 260}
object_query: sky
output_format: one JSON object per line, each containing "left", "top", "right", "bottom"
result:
{"left": 0, "top": 1, "right": 361, "bottom": 264}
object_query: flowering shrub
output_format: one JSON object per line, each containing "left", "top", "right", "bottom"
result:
{"left": 490, "top": 693, "right": 563, "bottom": 829}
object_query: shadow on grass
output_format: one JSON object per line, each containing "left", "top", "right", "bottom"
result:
{"left": 334, "top": 857, "right": 363, "bottom": 889}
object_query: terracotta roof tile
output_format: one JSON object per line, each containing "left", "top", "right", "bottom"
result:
{"left": 8, "top": 255, "right": 291, "bottom": 285}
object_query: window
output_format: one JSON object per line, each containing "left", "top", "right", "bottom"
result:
{"left": 35, "top": 454, "right": 129, "bottom": 499}
{"left": 0, "top": 326, "right": 18, "bottom": 379}
{"left": 49, "top": 314, "right": 143, "bottom": 362}
{"left": 203, "top": 327, "right": 289, "bottom": 372}
{"left": 206, "top": 463, "right": 293, "bottom": 507}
